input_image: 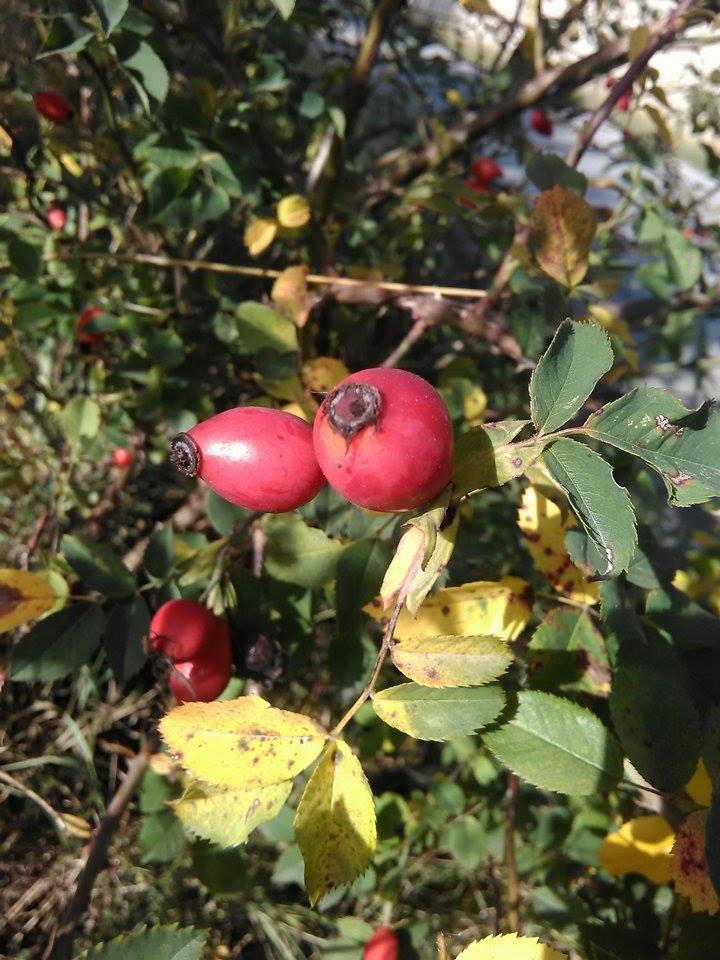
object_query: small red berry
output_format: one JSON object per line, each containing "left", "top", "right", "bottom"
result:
{"left": 616, "top": 90, "right": 632, "bottom": 112}
{"left": 313, "top": 368, "right": 453, "bottom": 513}
{"left": 150, "top": 599, "right": 227, "bottom": 662}
{"left": 460, "top": 177, "right": 490, "bottom": 208}
{"left": 76, "top": 307, "right": 103, "bottom": 348}
{"left": 47, "top": 206, "right": 66, "bottom": 231}
{"left": 112, "top": 447, "right": 133, "bottom": 469}
{"left": 35, "top": 91, "right": 72, "bottom": 123}
{"left": 471, "top": 156, "right": 502, "bottom": 183}
{"left": 606, "top": 76, "right": 615, "bottom": 88}
{"left": 530, "top": 108, "right": 553, "bottom": 136}
{"left": 363, "top": 928, "right": 399, "bottom": 960}
{"left": 170, "top": 407, "right": 325, "bottom": 513}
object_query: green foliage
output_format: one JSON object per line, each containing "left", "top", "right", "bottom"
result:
{"left": 77, "top": 924, "right": 205, "bottom": 960}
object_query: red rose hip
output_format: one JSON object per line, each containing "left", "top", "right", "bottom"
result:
{"left": 363, "top": 928, "right": 399, "bottom": 960}
{"left": 530, "top": 108, "right": 552, "bottom": 136}
{"left": 112, "top": 447, "right": 133, "bottom": 469}
{"left": 471, "top": 156, "right": 502, "bottom": 183}
{"left": 47, "top": 206, "right": 66, "bottom": 231}
{"left": 170, "top": 407, "right": 325, "bottom": 512}
{"left": 35, "top": 91, "right": 71, "bottom": 123}
{"left": 313, "top": 367, "right": 453, "bottom": 512}
{"left": 149, "top": 598, "right": 224, "bottom": 662}
{"left": 76, "top": 307, "right": 103, "bottom": 348}
{"left": 169, "top": 649, "right": 231, "bottom": 702}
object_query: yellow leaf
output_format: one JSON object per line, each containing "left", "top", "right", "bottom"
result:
{"left": 60, "top": 812, "right": 93, "bottom": 839}
{"left": 294, "top": 740, "right": 377, "bottom": 906}
{"left": 599, "top": 815, "right": 674, "bottom": 884}
{"left": 463, "top": 384, "right": 488, "bottom": 423}
{"left": 302, "top": 357, "right": 350, "bottom": 393}
{"left": 379, "top": 526, "right": 426, "bottom": 610}
{"left": 272, "top": 266, "right": 318, "bottom": 327}
{"left": 391, "top": 634, "right": 513, "bottom": 687}
{"left": 530, "top": 186, "right": 597, "bottom": 288}
{"left": 281, "top": 402, "right": 310, "bottom": 421}
{"left": 456, "top": 933, "right": 567, "bottom": 960}
{"left": 244, "top": 218, "right": 277, "bottom": 257}
{"left": 0, "top": 123, "right": 12, "bottom": 151}
{"left": 277, "top": 194, "right": 311, "bottom": 229}
{"left": 59, "top": 152, "right": 83, "bottom": 177}
{"left": 174, "top": 779, "right": 291, "bottom": 847}
{"left": 685, "top": 759, "right": 713, "bottom": 808}
{"left": 517, "top": 486, "right": 599, "bottom": 604}
{"left": 0, "top": 569, "right": 59, "bottom": 633}
{"left": 671, "top": 810, "right": 719, "bottom": 914}
{"left": 587, "top": 305, "right": 640, "bottom": 379}
{"left": 367, "top": 577, "right": 532, "bottom": 642}
{"left": 159, "top": 696, "right": 328, "bottom": 789}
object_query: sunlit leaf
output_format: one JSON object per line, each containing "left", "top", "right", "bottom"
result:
{"left": 373, "top": 683, "right": 505, "bottom": 741}
{"left": 391, "top": 634, "right": 513, "bottom": 688}
{"left": 277, "top": 194, "right": 311, "bottom": 228}
{"left": 530, "top": 186, "right": 597, "bottom": 288}
{"left": 0, "top": 569, "right": 59, "bottom": 633}
{"left": 174, "top": 780, "right": 291, "bottom": 847}
{"left": 456, "top": 933, "right": 567, "bottom": 960}
{"left": 244, "top": 217, "right": 277, "bottom": 256}
{"left": 599, "top": 816, "right": 674, "bottom": 883}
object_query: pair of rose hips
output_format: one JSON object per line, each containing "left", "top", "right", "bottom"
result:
{"left": 463, "top": 155, "right": 502, "bottom": 201}
{"left": 35, "top": 91, "right": 72, "bottom": 123}
{"left": 149, "top": 599, "right": 232, "bottom": 702}
{"left": 170, "top": 368, "right": 454, "bottom": 514}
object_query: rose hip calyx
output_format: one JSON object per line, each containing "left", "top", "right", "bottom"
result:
{"left": 324, "top": 382, "right": 381, "bottom": 440}
{"left": 169, "top": 432, "right": 199, "bottom": 477}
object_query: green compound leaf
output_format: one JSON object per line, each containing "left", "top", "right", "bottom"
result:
{"left": 452, "top": 420, "right": 547, "bottom": 499}
{"left": 530, "top": 321, "right": 613, "bottom": 436}
{"left": 174, "top": 780, "right": 291, "bottom": 848}
{"left": 543, "top": 438, "right": 637, "bottom": 576}
{"left": 482, "top": 690, "right": 623, "bottom": 795}
{"left": 583, "top": 386, "right": 720, "bottom": 507}
{"left": 10, "top": 603, "right": 105, "bottom": 682}
{"left": 391, "top": 634, "right": 513, "bottom": 688}
{"left": 372, "top": 683, "right": 505, "bottom": 741}
{"left": 77, "top": 923, "right": 205, "bottom": 960}
{"left": 63, "top": 534, "right": 136, "bottom": 598}
{"left": 262, "top": 514, "right": 343, "bottom": 588}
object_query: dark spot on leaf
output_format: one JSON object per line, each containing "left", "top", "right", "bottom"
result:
{"left": 0, "top": 583, "right": 23, "bottom": 616}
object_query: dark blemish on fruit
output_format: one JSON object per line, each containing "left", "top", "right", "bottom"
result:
{"left": 169, "top": 432, "right": 199, "bottom": 477}
{"left": 324, "top": 382, "right": 382, "bottom": 441}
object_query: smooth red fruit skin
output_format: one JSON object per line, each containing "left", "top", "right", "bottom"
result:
{"left": 471, "top": 156, "right": 501, "bottom": 183}
{"left": 363, "top": 928, "right": 399, "bottom": 960}
{"left": 531, "top": 108, "right": 552, "bottom": 136}
{"left": 313, "top": 368, "right": 453, "bottom": 513}
{"left": 168, "top": 654, "right": 230, "bottom": 702}
{"left": 35, "top": 91, "right": 71, "bottom": 123}
{"left": 149, "top": 599, "right": 224, "bottom": 662}
{"left": 112, "top": 447, "right": 133, "bottom": 468}
{"left": 616, "top": 90, "right": 632, "bottom": 112}
{"left": 77, "top": 307, "right": 103, "bottom": 348}
{"left": 170, "top": 407, "right": 325, "bottom": 513}
{"left": 47, "top": 206, "right": 66, "bottom": 231}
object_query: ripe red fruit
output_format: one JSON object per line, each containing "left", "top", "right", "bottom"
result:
{"left": 313, "top": 368, "right": 453, "bottom": 512}
{"left": 616, "top": 90, "right": 632, "bottom": 112}
{"left": 76, "top": 307, "right": 103, "bottom": 348}
{"left": 168, "top": 644, "right": 232, "bottom": 702}
{"left": 47, "top": 206, "right": 66, "bottom": 231}
{"left": 112, "top": 447, "right": 133, "bottom": 469}
{"left": 363, "top": 928, "right": 399, "bottom": 960}
{"left": 35, "top": 91, "right": 71, "bottom": 123}
{"left": 170, "top": 407, "right": 325, "bottom": 513}
{"left": 149, "top": 598, "right": 225, "bottom": 662}
{"left": 530, "top": 108, "right": 552, "bottom": 136}
{"left": 471, "top": 156, "right": 502, "bottom": 183}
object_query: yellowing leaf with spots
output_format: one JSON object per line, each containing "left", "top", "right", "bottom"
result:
{"left": 685, "top": 759, "right": 713, "bottom": 808}
{"left": 456, "top": 933, "right": 567, "bottom": 960}
{"left": 159, "top": 696, "right": 327, "bottom": 789}
{"left": 366, "top": 577, "right": 532, "bottom": 642}
{"left": 599, "top": 815, "right": 674, "bottom": 884}
{"left": 391, "top": 634, "right": 513, "bottom": 688}
{"left": 517, "top": 486, "right": 599, "bottom": 604}
{"left": 0, "top": 569, "right": 59, "bottom": 633}
{"left": 671, "top": 810, "right": 719, "bottom": 914}
{"left": 272, "top": 266, "right": 318, "bottom": 327}
{"left": 277, "top": 194, "right": 311, "bottom": 229}
{"left": 173, "top": 779, "right": 291, "bottom": 847}
{"left": 302, "top": 357, "right": 350, "bottom": 393}
{"left": 244, "top": 217, "right": 277, "bottom": 256}
{"left": 294, "top": 740, "right": 376, "bottom": 906}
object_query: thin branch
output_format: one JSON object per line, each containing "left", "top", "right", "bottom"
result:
{"left": 566, "top": 0, "right": 698, "bottom": 168}
{"left": 46, "top": 747, "right": 152, "bottom": 960}
{"left": 504, "top": 772, "right": 522, "bottom": 933}
{"left": 381, "top": 318, "right": 429, "bottom": 367}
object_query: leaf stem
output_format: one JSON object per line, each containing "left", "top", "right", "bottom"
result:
{"left": 331, "top": 594, "right": 405, "bottom": 736}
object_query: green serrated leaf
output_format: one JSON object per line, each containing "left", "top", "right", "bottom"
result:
{"left": 372, "top": 683, "right": 505, "bottom": 741}
{"left": 63, "top": 534, "right": 136, "bottom": 598}
{"left": 77, "top": 923, "right": 205, "bottom": 960}
{"left": 391, "top": 635, "right": 513, "bottom": 688}
{"left": 294, "top": 741, "right": 377, "bottom": 905}
{"left": 452, "top": 420, "right": 545, "bottom": 499}
{"left": 119, "top": 39, "right": 169, "bottom": 103}
{"left": 263, "top": 514, "right": 343, "bottom": 588}
{"left": 543, "top": 438, "right": 637, "bottom": 576}
{"left": 174, "top": 780, "right": 291, "bottom": 848}
{"left": 10, "top": 604, "right": 105, "bottom": 682}
{"left": 336, "top": 538, "right": 393, "bottom": 643}
{"left": 103, "top": 595, "right": 149, "bottom": 683}
{"left": 482, "top": 690, "right": 623, "bottom": 795}
{"left": 234, "top": 302, "right": 298, "bottom": 355}
{"left": 269, "top": 0, "right": 296, "bottom": 18}
{"left": 139, "top": 809, "right": 187, "bottom": 864}
{"left": 144, "top": 525, "right": 175, "bottom": 580}
{"left": 89, "top": 0, "right": 128, "bottom": 35}
{"left": 526, "top": 153, "right": 588, "bottom": 195}
{"left": 530, "top": 321, "right": 614, "bottom": 435}
{"left": 583, "top": 386, "right": 720, "bottom": 507}
{"left": 60, "top": 396, "right": 101, "bottom": 446}
{"left": 527, "top": 607, "right": 609, "bottom": 696}
{"left": 38, "top": 14, "right": 94, "bottom": 58}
